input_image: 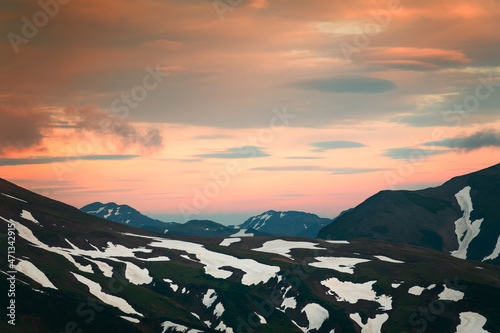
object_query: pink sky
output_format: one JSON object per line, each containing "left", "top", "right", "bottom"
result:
{"left": 1, "top": 0, "right": 499, "bottom": 224}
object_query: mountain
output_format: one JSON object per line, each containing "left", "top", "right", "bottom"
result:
{"left": 239, "top": 210, "right": 331, "bottom": 238}
{"left": 81, "top": 202, "right": 177, "bottom": 231}
{"left": 159, "top": 220, "right": 270, "bottom": 238}
{"left": 2, "top": 178, "right": 500, "bottom": 332}
{"left": 318, "top": 163, "right": 500, "bottom": 265}
{"left": 83, "top": 204, "right": 320, "bottom": 238}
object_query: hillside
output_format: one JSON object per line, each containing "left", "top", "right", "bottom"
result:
{"left": 318, "top": 163, "right": 500, "bottom": 265}
{"left": 1, "top": 178, "right": 499, "bottom": 332}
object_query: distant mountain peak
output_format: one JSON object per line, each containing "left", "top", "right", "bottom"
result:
{"left": 240, "top": 210, "right": 331, "bottom": 237}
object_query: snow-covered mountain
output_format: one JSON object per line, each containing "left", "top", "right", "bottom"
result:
{"left": 318, "top": 163, "right": 500, "bottom": 265}
{"left": 1, "top": 178, "right": 500, "bottom": 332}
{"left": 82, "top": 204, "right": 322, "bottom": 238}
{"left": 81, "top": 202, "right": 176, "bottom": 231}
{"left": 239, "top": 210, "right": 331, "bottom": 238}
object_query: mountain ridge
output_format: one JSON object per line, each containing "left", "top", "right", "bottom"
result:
{"left": 318, "top": 162, "right": 500, "bottom": 264}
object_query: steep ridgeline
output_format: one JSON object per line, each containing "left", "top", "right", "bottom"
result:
{"left": 81, "top": 202, "right": 177, "bottom": 232}
{"left": 318, "top": 163, "right": 500, "bottom": 265}
{"left": 2, "top": 177, "right": 500, "bottom": 333}
{"left": 239, "top": 210, "right": 331, "bottom": 238}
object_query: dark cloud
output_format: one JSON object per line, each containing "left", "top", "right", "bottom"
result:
{"left": 422, "top": 129, "right": 500, "bottom": 151}
{"left": 330, "top": 168, "right": 387, "bottom": 175}
{"left": 294, "top": 77, "right": 397, "bottom": 94}
{"left": 383, "top": 147, "right": 450, "bottom": 160}
{"left": 65, "top": 105, "right": 164, "bottom": 154}
{"left": 311, "top": 141, "right": 366, "bottom": 152}
{"left": 195, "top": 146, "right": 269, "bottom": 159}
{"left": 0, "top": 155, "right": 140, "bottom": 166}
{"left": 0, "top": 105, "right": 50, "bottom": 153}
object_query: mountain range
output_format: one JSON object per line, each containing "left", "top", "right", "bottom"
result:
{"left": 81, "top": 204, "right": 330, "bottom": 238}
{"left": 1, "top": 163, "right": 500, "bottom": 332}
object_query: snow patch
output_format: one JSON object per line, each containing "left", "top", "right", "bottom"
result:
{"left": 482, "top": 235, "right": 500, "bottom": 262}
{"left": 325, "top": 240, "right": 350, "bottom": 244}
{"left": 408, "top": 286, "right": 425, "bottom": 296}
{"left": 213, "top": 302, "right": 225, "bottom": 318}
{"left": 203, "top": 289, "right": 218, "bottom": 308}
{"left": 373, "top": 255, "right": 404, "bottom": 264}
{"left": 123, "top": 233, "right": 279, "bottom": 286}
{"left": 301, "top": 303, "right": 329, "bottom": 332}
{"left": 253, "top": 239, "right": 326, "bottom": 259}
{"left": 438, "top": 285, "right": 464, "bottom": 302}
{"left": 255, "top": 312, "right": 267, "bottom": 324}
{"left": 219, "top": 238, "right": 241, "bottom": 247}
{"left": 120, "top": 316, "right": 140, "bottom": 323}
{"left": 215, "top": 321, "right": 233, "bottom": 333}
{"left": 163, "top": 279, "right": 179, "bottom": 292}
{"left": 15, "top": 259, "right": 57, "bottom": 289}
{"left": 230, "top": 229, "right": 254, "bottom": 237}
{"left": 280, "top": 297, "right": 297, "bottom": 311}
{"left": 161, "top": 320, "right": 203, "bottom": 333}
{"left": 450, "top": 186, "right": 484, "bottom": 259}
{"left": 455, "top": 312, "right": 489, "bottom": 333}
{"left": 87, "top": 206, "right": 105, "bottom": 214}
{"left": 309, "top": 257, "right": 370, "bottom": 274}
{"left": 104, "top": 209, "right": 113, "bottom": 219}
{"left": 1, "top": 193, "right": 27, "bottom": 203}
{"left": 86, "top": 259, "right": 114, "bottom": 278}
{"left": 72, "top": 272, "right": 143, "bottom": 316}
{"left": 350, "top": 313, "right": 389, "bottom": 333}
{"left": 391, "top": 282, "right": 403, "bottom": 288}
{"left": 124, "top": 262, "right": 152, "bottom": 285}
{"left": 20, "top": 210, "right": 40, "bottom": 225}
{"left": 321, "top": 277, "right": 392, "bottom": 311}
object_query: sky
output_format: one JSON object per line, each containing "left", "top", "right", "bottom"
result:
{"left": 1, "top": 0, "right": 500, "bottom": 225}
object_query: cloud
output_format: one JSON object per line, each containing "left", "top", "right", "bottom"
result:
{"left": 250, "top": 166, "right": 386, "bottom": 174}
{"left": 285, "top": 156, "right": 323, "bottom": 159}
{"left": 330, "top": 168, "right": 387, "bottom": 175}
{"left": 0, "top": 106, "right": 50, "bottom": 153}
{"left": 195, "top": 146, "right": 269, "bottom": 159}
{"left": 422, "top": 129, "right": 500, "bottom": 151}
{"left": 311, "top": 141, "right": 366, "bottom": 152}
{"left": 0, "top": 155, "right": 140, "bottom": 166}
{"left": 193, "top": 134, "right": 234, "bottom": 140}
{"left": 359, "top": 47, "right": 471, "bottom": 71}
{"left": 65, "top": 105, "right": 164, "bottom": 154}
{"left": 294, "top": 77, "right": 397, "bottom": 94}
{"left": 252, "top": 166, "right": 328, "bottom": 171}
{"left": 383, "top": 147, "right": 450, "bottom": 160}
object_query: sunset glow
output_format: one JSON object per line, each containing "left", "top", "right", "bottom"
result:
{"left": 1, "top": 0, "right": 499, "bottom": 224}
